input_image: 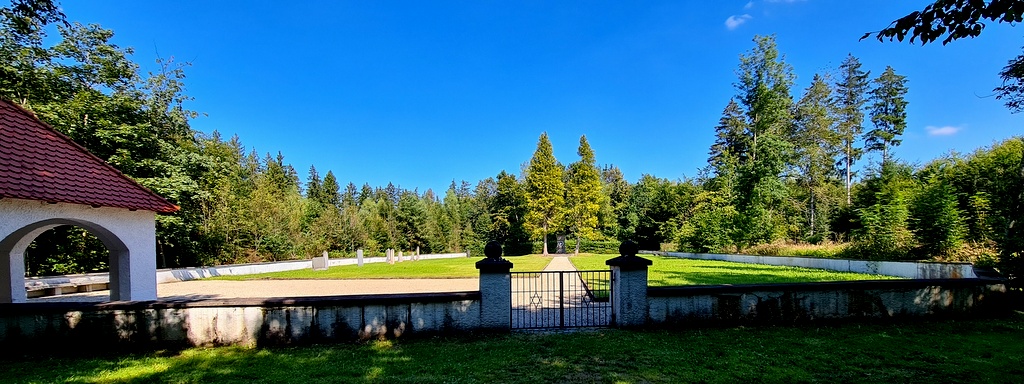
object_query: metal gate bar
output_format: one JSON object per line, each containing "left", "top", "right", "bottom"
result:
{"left": 510, "top": 270, "right": 612, "bottom": 329}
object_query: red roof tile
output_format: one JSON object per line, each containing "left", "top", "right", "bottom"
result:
{"left": 0, "top": 99, "right": 179, "bottom": 213}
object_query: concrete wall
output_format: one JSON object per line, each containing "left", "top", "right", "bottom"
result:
{"left": 1, "top": 278, "right": 1011, "bottom": 349}
{"left": 647, "top": 279, "right": 1008, "bottom": 327}
{"left": 0, "top": 292, "right": 481, "bottom": 349}
{"left": 642, "top": 251, "right": 977, "bottom": 279}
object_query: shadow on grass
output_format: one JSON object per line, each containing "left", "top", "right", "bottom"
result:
{"left": 7, "top": 313, "right": 1024, "bottom": 383}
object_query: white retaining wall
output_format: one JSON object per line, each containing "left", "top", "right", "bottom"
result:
{"left": 158, "top": 252, "right": 468, "bottom": 283}
{"left": 641, "top": 251, "right": 977, "bottom": 279}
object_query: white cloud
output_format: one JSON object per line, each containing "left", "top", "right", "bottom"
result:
{"left": 725, "top": 14, "right": 752, "bottom": 30}
{"left": 926, "top": 125, "right": 962, "bottom": 136}
{"left": 744, "top": 1, "right": 754, "bottom": 9}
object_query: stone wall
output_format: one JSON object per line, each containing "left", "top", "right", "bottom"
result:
{"left": 0, "top": 292, "right": 480, "bottom": 349}
{"left": 647, "top": 278, "right": 1008, "bottom": 327}
{"left": 642, "top": 251, "right": 977, "bottom": 279}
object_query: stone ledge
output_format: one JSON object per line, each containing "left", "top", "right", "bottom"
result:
{"left": 647, "top": 278, "right": 1007, "bottom": 297}
{"left": 0, "top": 291, "right": 482, "bottom": 314}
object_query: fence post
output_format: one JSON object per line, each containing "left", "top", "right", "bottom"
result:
{"left": 606, "top": 240, "right": 652, "bottom": 328}
{"left": 476, "top": 241, "right": 513, "bottom": 331}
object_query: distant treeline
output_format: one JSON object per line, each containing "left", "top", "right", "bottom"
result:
{"left": 3, "top": 5, "right": 1021, "bottom": 279}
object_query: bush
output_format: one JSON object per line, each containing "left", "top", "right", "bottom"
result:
{"left": 911, "top": 177, "right": 966, "bottom": 256}
{"left": 744, "top": 242, "right": 848, "bottom": 258}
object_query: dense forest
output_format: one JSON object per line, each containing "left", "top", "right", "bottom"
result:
{"left": 2, "top": 2, "right": 1022, "bottom": 279}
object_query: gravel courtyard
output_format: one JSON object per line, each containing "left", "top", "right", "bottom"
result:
{"left": 30, "top": 278, "right": 480, "bottom": 303}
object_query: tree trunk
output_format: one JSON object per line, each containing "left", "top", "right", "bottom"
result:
{"left": 1010, "top": 139, "right": 1024, "bottom": 260}
{"left": 575, "top": 232, "right": 580, "bottom": 255}
{"left": 845, "top": 143, "right": 852, "bottom": 205}
{"left": 542, "top": 222, "right": 548, "bottom": 255}
{"left": 809, "top": 184, "right": 816, "bottom": 237}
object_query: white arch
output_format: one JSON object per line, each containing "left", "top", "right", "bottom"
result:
{"left": 0, "top": 198, "right": 157, "bottom": 303}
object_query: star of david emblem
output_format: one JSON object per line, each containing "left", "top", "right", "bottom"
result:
{"left": 529, "top": 293, "right": 543, "bottom": 307}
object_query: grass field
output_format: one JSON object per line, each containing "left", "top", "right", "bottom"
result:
{"left": 213, "top": 254, "right": 897, "bottom": 284}
{"left": 4, "top": 313, "right": 1022, "bottom": 383}
{"left": 569, "top": 254, "right": 898, "bottom": 286}
{"left": 210, "top": 255, "right": 553, "bottom": 280}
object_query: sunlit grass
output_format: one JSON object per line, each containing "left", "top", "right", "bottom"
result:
{"left": 570, "top": 254, "right": 898, "bottom": 286}
{"left": 214, "top": 253, "right": 897, "bottom": 284}
{"left": 6, "top": 313, "right": 1024, "bottom": 383}
{"left": 211, "top": 255, "right": 555, "bottom": 280}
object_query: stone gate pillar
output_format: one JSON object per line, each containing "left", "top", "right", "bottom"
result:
{"left": 606, "top": 240, "right": 652, "bottom": 328}
{"left": 476, "top": 241, "right": 513, "bottom": 330}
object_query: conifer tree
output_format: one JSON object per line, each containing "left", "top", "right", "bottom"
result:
{"left": 525, "top": 132, "right": 565, "bottom": 255}
{"left": 866, "top": 66, "right": 909, "bottom": 164}
{"left": 731, "top": 34, "right": 795, "bottom": 247}
{"left": 564, "top": 135, "right": 603, "bottom": 254}
{"left": 794, "top": 73, "right": 841, "bottom": 238}
{"left": 306, "top": 165, "right": 323, "bottom": 204}
{"left": 834, "top": 54, "right": 870, "bottom": 204}
{"left": 708, "top": 99, "right": 748, "bottom": 178}
{"left": 322, "top": 171, "right": 340, "bottom": 208}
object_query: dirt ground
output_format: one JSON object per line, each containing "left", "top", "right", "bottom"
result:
{"left": 30, "top": 278, "right": 480, "bottom": 303}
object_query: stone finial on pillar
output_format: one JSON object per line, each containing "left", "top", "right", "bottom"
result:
{"left": 606, "top": 240, "right": 652, "bottom": 328}
{"left": 476, "top": 241, "right": 513, "bottom": 330}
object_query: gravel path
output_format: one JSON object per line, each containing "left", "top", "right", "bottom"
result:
{"left": 542, "top": 256, "right": 578, "bottom": 272}
{"left": 30, "top": 278, "right": 479, "bottom": 303}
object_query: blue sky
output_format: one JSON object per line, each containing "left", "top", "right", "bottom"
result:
{"left": 60, "top": 1, "right": 1022, "bottom": 194}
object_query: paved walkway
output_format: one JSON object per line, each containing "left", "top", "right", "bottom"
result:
{"left": 542, "top": 256, "right": 578, "bottom": 272}
{"left": 511, "top": 256, "right": 611, "bottom": 328}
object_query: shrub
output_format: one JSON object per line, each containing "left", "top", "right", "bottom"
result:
{"left": 911, "top": 177, "right": 967, "bottom": 256}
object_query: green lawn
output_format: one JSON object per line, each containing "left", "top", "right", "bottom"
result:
{"left": 569, "top": 254, "right": 898, "bottom": 286}
{"left": 213, "top": 254, "right": 897, "bottom": 284}
{"left": 5, "top": 313, "right": 1023, "bottom": 383}
{"left": 211, "top": 255, "right": 554, "bottom": 280}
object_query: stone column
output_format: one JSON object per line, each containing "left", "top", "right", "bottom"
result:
{"left": 606, "top": 240, "right": 652, "bottom": 328}
{"left": 0, "top": 250, "right": 27, "bottom": 303}
{"left": 476, "top": 241, "right": 513, "bottom": 331}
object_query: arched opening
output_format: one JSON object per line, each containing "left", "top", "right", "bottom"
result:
{"left": 25, "top": 225, "right": 109, "bottom": 277}
{"left": 1, "top": 218, "right": 131, "bottom": 303}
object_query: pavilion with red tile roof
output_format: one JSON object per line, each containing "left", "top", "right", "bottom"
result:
{"left": 0, "top": 99, "right": 177, "bottom": 303}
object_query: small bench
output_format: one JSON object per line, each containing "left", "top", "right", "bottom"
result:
{"left": 25, "top": 274, "right": 110, "bottom": 298}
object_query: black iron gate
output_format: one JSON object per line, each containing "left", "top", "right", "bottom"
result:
{"left": 510, "top": 270, "right": 613, "bottom": 329}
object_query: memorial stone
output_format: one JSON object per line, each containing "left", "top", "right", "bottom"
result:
{"left": 312, "top": 250, "right": 328, "bottom": 270}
